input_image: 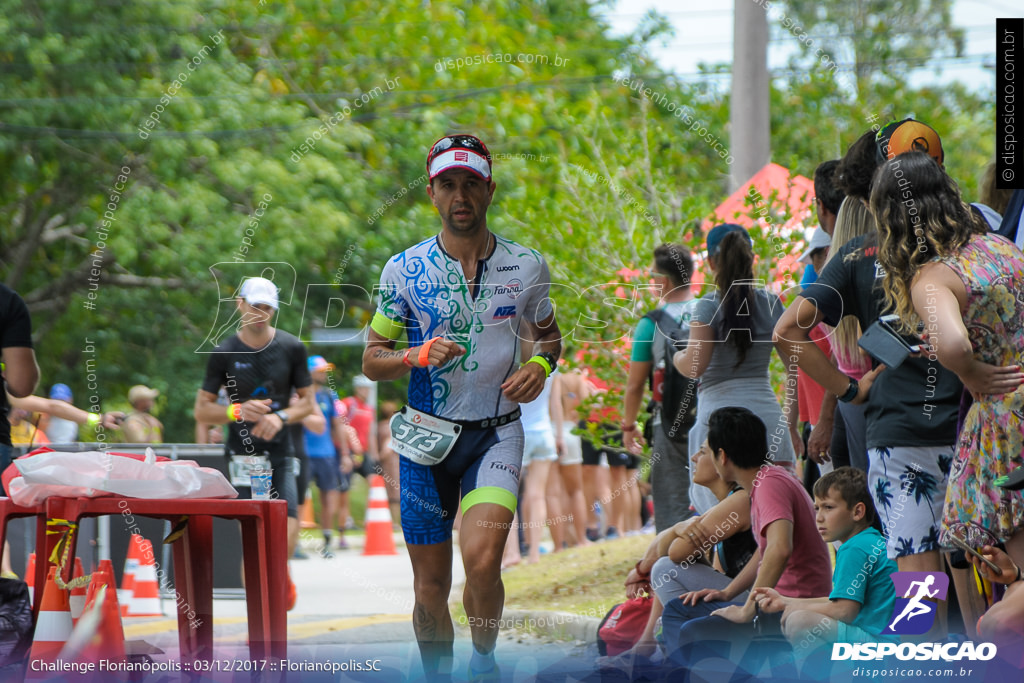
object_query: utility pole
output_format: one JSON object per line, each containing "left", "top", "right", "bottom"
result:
{"left": 730, "top": 0, "right": 771, "bottom": 191}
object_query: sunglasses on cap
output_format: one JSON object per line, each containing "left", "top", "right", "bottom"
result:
{"left": 427, "top": 135, "right": 492, "bottom": 165}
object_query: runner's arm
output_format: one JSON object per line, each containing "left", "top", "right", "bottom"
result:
{"left": 502, "top": 313, "right": 562, "bottom": 403}
{"left": 362, "top": 330, "right": 408, "bottom": 381}
{"left": 526, "top": 312, "right": 562, "bottom": 362}
{"left": 363, "top": 328, "right": 465, "bottom": 381}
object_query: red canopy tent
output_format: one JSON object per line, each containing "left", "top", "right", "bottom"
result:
{"left": 692, "top": 162, "right": 816, "bottom": 292}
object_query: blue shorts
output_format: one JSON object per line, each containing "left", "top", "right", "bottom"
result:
{"left": 400, "top": 421, "right": 524, "bottom": 545}
{"left": 309, "top": 455, "right": 341, "bottom": 492}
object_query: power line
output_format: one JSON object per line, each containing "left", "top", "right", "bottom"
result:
{"left": 0, "top": 75, "right": 628, "bottom": 139}
{"left": 0, "top": 48, "right": 997, "bottom": 109}
{"left": 0, "top": 23, "right": 995, "bottom": 75}
{"left": 0, "top": 56, "right": 995, "bottom": 143}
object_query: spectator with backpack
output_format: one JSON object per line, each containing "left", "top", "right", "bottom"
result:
{"left": 622, "top": 244, "right": 699, "bottom": 532}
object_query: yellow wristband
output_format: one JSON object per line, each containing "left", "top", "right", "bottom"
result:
{"left": 227, "top": 403, "right": 241, "bottom": 421}
{"left": 86, "top": 413, "right": 101, "bottom": 427}
{"left": 526, "top": 355, "right": 552, "bottom": 377}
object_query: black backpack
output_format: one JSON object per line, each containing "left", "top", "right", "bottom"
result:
{"left": 645, "top": 308, "right": 699, "bottom": 444}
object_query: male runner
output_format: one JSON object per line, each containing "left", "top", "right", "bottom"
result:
{"left": 194, "top": 275, "right": 315, "bottom": 609}
{"left": 362, "top": 134, "right": 561, "bottom": 681}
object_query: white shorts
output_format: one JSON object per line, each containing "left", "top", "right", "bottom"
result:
{"left": 522, "top": 428, "right": 558, "bottom": 466}
{"left": 559, "top": 420, "right": 584, "bottom": 466}
{"left": 869, "top": 444, "right": 954, "bottom": 560}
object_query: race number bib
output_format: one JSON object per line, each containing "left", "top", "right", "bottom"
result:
{"left": 228, "top": 455, "right": 271, "bottom": 487}
{"left": 389, "top": 406, "right": 462, "bottom": 466}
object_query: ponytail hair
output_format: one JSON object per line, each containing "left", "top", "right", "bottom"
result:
{"left": 713, "top": 230, "right": 755, "bottom": 366}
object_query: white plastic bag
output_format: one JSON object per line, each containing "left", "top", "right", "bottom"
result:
{"left": 5, "top": 449, "right": 237, "bottom": 506}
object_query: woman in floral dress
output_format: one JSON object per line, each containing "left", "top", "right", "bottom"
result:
{"left": 872, "top": 151, "right": 1024, "bottom": 568}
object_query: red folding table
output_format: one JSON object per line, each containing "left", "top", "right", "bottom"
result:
{"left": 40, "top": 497, "right": 288, "bottom": 662}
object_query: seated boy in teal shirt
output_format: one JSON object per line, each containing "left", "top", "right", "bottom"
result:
{"left": 752, "top": 467, "right": 898, "bottom": 654}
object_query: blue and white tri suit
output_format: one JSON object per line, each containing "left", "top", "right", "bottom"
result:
{"left": 371, "top": 233, "right": 554, "bottom": 545}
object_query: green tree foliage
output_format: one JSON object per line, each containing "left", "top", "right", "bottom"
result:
{"left": 775, "top": 0, "right": 966, "bottom": 85}
{"left": 0, "top": 0, "right": 995, "bottom": 443}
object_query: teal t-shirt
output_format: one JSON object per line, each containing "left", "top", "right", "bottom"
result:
{"left": 629, "top": 300, "right": 696, "bottom": 362}
{"left": 830, "top": 526, "right": 898, "bottom": 637}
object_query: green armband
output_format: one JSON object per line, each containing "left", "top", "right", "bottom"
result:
{"left": 370, "top": 312, "right": 405, "bottom": 341}
{"left": 86, "top": 413, "right": 101, "bottom": 427}
{"left": 526, "top": 355, "right": 552, "bottom": 377}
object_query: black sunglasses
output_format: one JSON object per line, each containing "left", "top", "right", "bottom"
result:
{"left": 428, "top": 135, "right": 492, "bottom": 164}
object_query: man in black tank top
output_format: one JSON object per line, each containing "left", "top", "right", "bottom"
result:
{"left": 193, "top": 276, "right": 314, "bottom": 610}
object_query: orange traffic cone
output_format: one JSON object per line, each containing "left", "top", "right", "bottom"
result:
{"left": 362, "top": 474, "right": 397, "bottom": 556}
{"left": 85, "top": 560, "right": 122, "bottom": 616}
{"left": 120, "top": 534, "right": 142, "bottom": 616}
{"left": 69, "top": 557, "right": 87, "bottom": 624}
{"left": 25, "top": 553, "right": 35, "bottom": 603}
{"left": 26, "top": 566, "right": 73, "bottom": 673}
{"left": 63, "top": 571, "right": 126, "bottom": 665}
{"left": 126, "top": 538, "right": 162, "bottom": 617}
{"left": 299, "top": 498, "right": 318, "bottom": 529}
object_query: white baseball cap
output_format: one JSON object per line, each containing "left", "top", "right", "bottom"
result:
{"left": 426, "top": 134, "right": 492, "bottom": 181}
{"left": 239, "top": 277, "right": 279, "bottom": 309}
{"left": 799, "top": 227, "right": 832, "bottom": 264}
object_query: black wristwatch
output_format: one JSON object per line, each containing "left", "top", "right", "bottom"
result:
{"left": 537, "top": 351, "right": 558, "bottom": 372}
{"left": 838, "top": 377, "right": 860, "bottom": 403}
{"left": 274, "top": 410, "right": 289, "bottom": 424}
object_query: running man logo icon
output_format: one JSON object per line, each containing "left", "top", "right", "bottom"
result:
{"left": 883, "top": 571, "right": 950, "bottom": 635}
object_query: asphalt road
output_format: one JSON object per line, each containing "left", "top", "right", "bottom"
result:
{"left": 116, "top": 532, "right": 603, "bottom": 683}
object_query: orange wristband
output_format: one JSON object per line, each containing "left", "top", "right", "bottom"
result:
{"left": 418, "top": 337, "right": 441, "bottom": 367}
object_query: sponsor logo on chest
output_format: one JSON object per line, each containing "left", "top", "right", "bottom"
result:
{"left": 492, "top": 278, "right": 523, "bottom": 299}
{"left": 493, "top": 305, "right": 516, "bottom": 319}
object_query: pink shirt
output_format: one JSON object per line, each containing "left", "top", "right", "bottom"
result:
{"left": 749, "top": 465, "right": 832, "bottom": 598}
{"left": 797, "top": 324, "right": 832, "bottom": 424}
{"left": 342, "top": 396, "right": 374, "bottom": 456}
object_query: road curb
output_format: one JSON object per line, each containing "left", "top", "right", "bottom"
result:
{"left": 500, "top": 609, "right": 602, "bottom": 644}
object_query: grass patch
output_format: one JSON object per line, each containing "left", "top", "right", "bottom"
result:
{"left": 304, "top": 473, "right": 370, "bottom": 528}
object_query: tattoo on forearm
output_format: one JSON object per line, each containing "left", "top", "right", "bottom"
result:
{"left": 372, "top": 347, "right": 405, "bottom": 360}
